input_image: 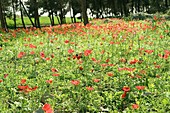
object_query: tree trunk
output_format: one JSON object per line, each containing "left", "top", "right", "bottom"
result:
{"left": 51, "top": 12, "right": 54, "bottom": 26}
{"left": 131, "top": 0, "right": 134, "bottom": 13}
{"left": 165, "top": 0, "right": 168, "bottom": 8}
{"left": 70, "top": 8, "right": 74, "bottom": 23}
{"left": 0, "top": 0, "right": 8, "bottom": 31}
{"left": 137, "top": 0, "right": 140, "bottom": 12}
{"left": 12, "top": 0, "right": 16, "bottom": 29}
{"left": 59, "top": 8, "right": 66, "bottom": 25}
{"left": 123, "top": 0, "right": 128, "bottom": 17}
{"left": 81, "top": 0, "right": 88, "bottom": 26}
{"left": 72, "top": 7, "right": 76, "bottom": 23}
{"left": 33, "top": 0, "right": 40, "bottom": 28}
{"left": 20, "top": 0, "right": 35, "bottom": 27}
{"left": 20, "top": 0, "right": 25, "bottom": 28}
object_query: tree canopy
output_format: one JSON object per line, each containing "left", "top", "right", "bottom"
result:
{"left": 0, "top": 0, "right": 169, "bottom": 29}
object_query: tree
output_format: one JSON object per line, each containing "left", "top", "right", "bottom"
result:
{"left": 81, "top": 0, "right": 88, "bottom": 25}
{"left": 0, "top": 0, "right": 8, "bottom": 31}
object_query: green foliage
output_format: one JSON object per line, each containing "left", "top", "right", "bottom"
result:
{"left": 0, "top": 18, "right": 170, "bottom": 112}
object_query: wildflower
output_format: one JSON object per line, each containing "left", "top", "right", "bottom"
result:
{"left": 51, "top": 68, "right": 58, "bottom": 72}
{"left": 107, "top": 72, "right": 114, "bottom": 77}
{"left": 110, "top": 41, "right": 114, "bottom": 44}
{"left": 155, "top": 65, "right": 161, "bottom": 68}
{"left": 93, "top": 79, "right": 100, "bottom": 83}
{"left": 101, "top": 64, "right": 108, "bottom": 67}
{"left": 30, "top": 51, "right": 35, "bottom": 55}
{"left": 79, "top": 66, "right": 83, "bottom": 70}
{"left": 121, "top": 92, "right": 126, "bottom": 98}
{"left": 86, "top": 86, "right": 94, "bottom": 91}
{"left": 71, "top": 80, "right": 80, "bottom": 86}
{"left": 64, "top": 40, "right": 69, "bottom": 44}
{"left": 122, "top": 86, "right": 130, "bottom": 92}
{"left": 129, "top": 59, "right": 139, "bottom": 64}
{"left": 29, "top": 44, "right": 37, "bottom": 48}
{"left": 132, "top": 104, "right": 139, "bottom": 109}
{"left": 52, "top": 73, "right": 60, "bottom": 77}
{"left": 144, "top": 50, "right": 154, "bottom": 54}
{"left": 21, "top": 79, "right": 26, "bottom": 84}
{"left": 18, "top": 85, "right": 38, "bottom": 93}
{"left": 40, "top": 52, "right": 45, "bottom": 58}
{"left": 17, "top": 52, "right": 25, "bottom": 58}
{"left": 45, "top": 57, "right": 51, "bottom": 61}
{"left": 136, "top": 75, "right": 142, "bottom": 78}
{"left": 18, "top": 85, "right": 29, "bottom": 91}
{"left": 106, "top": 59, "right": 110, "bottom": 63}
{"left": 46, "top": 80, "right": 53, "bottom": 84}
{"left": 51, "top": 54, "right": 55, "bottom": 58}
{"left": 68, "top": 49, "right": 74, "bottom": 54}
{"left": 42, "top": 103, "right": 53, "bottom": 113}
{"left": 0, "top": 79, "right": 3, "bottom": 83}
{"left": 91, "top": 57, "right": 97, "bottom": 62}
{"left": 84, "top": 50, "right": 92, "bottom": 56}
{"left": 4, "top": 74, "right": 8, "bottom": 78}
{"left": 31, "top": 86, "right": 38, "bottom": 91}
{"left": 136, "top": 86, "right": 145, "bottom": 90}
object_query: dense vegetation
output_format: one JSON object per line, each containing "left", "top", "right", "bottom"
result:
{"left": 0, "top": 0, "right": 170, "bottom": 30}
{"left": 0, "top": 17, "right": 170, "bottom": 112}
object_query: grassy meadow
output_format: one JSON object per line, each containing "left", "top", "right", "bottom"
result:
{"left": 6, "top": 16, "right": 83, "bottom": 28}
{"left": 0, "top": 17, "right": 170, "bottom": 112}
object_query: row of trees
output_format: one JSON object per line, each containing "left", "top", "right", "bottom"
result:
{"left": 0, "top": 0, "right": 170, "bottom": 30}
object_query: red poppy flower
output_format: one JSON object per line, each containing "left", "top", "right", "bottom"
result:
{"left": 68, "top": 49, "right": 74, "bottom": 54}
{"left": 93, "top": 79, "right": 100, "bottom": 83}
{"left": 30, "top": 51, "right": 35, "bottom": 55}
{"left": 106, "top": 59, "right": 110, "bottom": 63}
{"left": 45, "top": 108, "right": 53, "bottom": 113}
{"left": 24, "top": 44, "right": 28, "bottom": 47}
{"left": 120, "top": 58, "right": 127, "bottom": 63}
{"left": 64, "top": 40, "right": 69, "bottom": 44}
{"left": 40, "top": 42, "right": 43, "bottom": 45}
{"left": 79, "top": 66, "right": 83, "bottom": 70}
{"left": 132, "top": 104, "right": 139, "bottom": 109}
{"left": 126, "top": 68, "right": 136, "bottom": 72}
{"left": 52, "top": 73, "right": 60, "bottom": 77}
{"left": 51, "top": 54, "right": 55, "bottom": 58}
{"left": 121, "top": 92, "right": 126, "bottom": 98}
{"left": 110, "top": 41, "right": 114, "bottom": 44}
{"left": 46, "top": 80, "right": 53, "bottom": 84}
{"left": 18, "top": 85, "right": 29, "bottom": 90}
{"left": 122, "top": 86, "right": 130, "bottom": 92}
{"left": 129, "top": 59, "right": 139, "bottom": 64}
{"left": 40, "top": 52, "right": 45, "bottom": 58}
{"left": 29, "top": 44, "right": 37, "bottom": 48}
{"left": 136, "top": 86, "right": 145, "bottom": 90}
{"left": 101, "top": 63, "right": 108, "bottom": 67}
{"left": 155, "top": 65, "right": 161, "bottom": 68}
{"left": 136, "top": 75, "right": 142, "bottom": 78}
{"left": 84, "top": 50, "right": 92, "bottom": 56}
{"left": 144, "top": 50, "right": 154, "bottom": 54}
{"left": 4, "top": 74, "right": 8, "bottom": 78}
{"left": 0, "top": 79, "right": 3, "bottom": 83}
{"left": 91, "top": 57, "right": 97, "bottom": 61}
{"left": 107, "top": 72, "right": 114, "bottom": 77}
{"left": 21, "top": 79, "right": 26, "bottom": 84}
{"left": 51, "top": 68, "right": 58, "bottom": 72}
{"left": 17, "top": 52, "right": 25, "bottom": 58}
{"left": 86, "top": 86, "right": 94, "bottom": 91}
{"left": 71, "top": 80, "right": 80, "bottom": 86}
{"left": 45, "top": 57, "right": 51, "bottom": 61}
{"left": 42, "top": 103, "right": 51, "bottom": 111}
{"left": 31, "top": 86, "right": 38, "bottom": 91}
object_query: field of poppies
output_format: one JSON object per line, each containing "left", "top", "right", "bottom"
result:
{"left": 0, "top": 17, "right": 170, "bottom": 113}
